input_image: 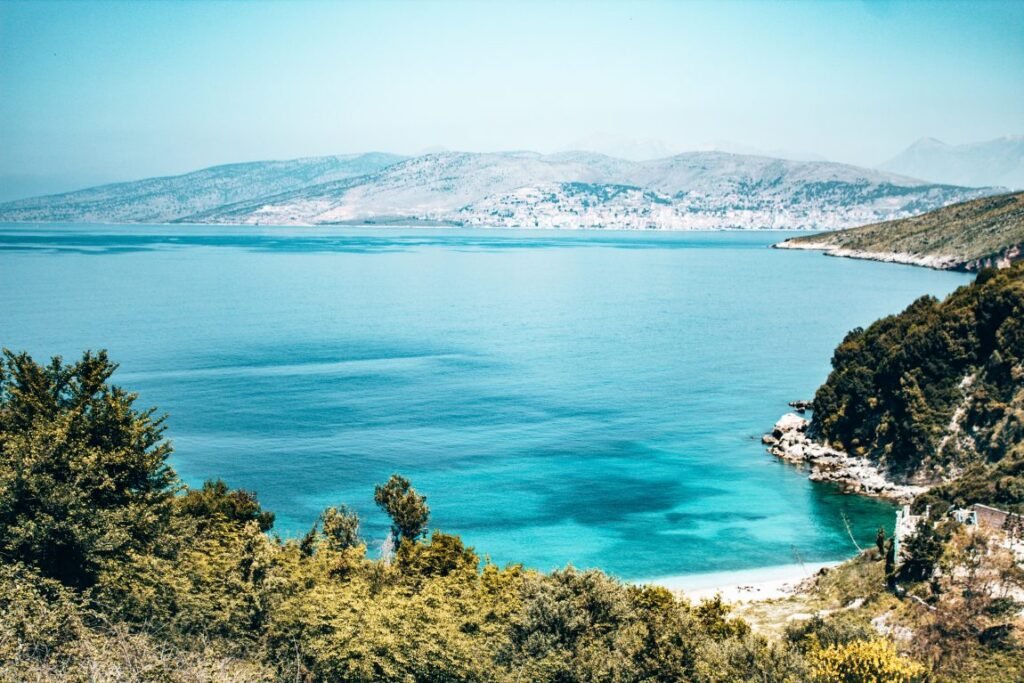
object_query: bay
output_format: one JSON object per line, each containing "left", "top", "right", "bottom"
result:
{"left": 0, "top": 225, "right": 973, "bottom": 580}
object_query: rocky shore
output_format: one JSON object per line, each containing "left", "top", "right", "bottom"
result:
{"left": 763, "top": 413, "right": 927, "bottom": 504}
{"left": 773, "top": 239, "right": 1022, "bottom": 273}
{"left": 773, "top": 240, "right": 967, "bottom": 271}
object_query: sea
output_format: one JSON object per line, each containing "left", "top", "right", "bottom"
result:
{"left": 0, "top": 225, "right": 974, "bottom": 581}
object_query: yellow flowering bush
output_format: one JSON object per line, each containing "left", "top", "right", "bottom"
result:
{"left": 808, "top": 638, "right": 924, "bottom": 683}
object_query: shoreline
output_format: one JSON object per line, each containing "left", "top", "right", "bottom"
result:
{"left": 773, "top": 239, "right": 968, "bottom": 271}
{"left": 764, "top": 413, "right": 928, "bottom": 504}
{"left": 773, "top": 239, "right": 1021, "bottom": 273}
{"left": 643, "top": 561, "right": 840, "bottom": 603}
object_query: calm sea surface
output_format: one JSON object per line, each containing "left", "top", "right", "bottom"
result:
{"left": 0, "top": 225, "right": 974, "bottom": 579}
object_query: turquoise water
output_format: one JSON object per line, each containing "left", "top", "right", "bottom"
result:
{"left": 0, "top": 225, "right": 974, "bottom": 580}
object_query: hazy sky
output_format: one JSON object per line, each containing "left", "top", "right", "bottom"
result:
{"left": 1, "top": 0, "right": 1022, "bottom": 200}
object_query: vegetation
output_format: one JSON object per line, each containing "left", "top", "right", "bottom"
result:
{"left": 806, "top": 638, "right": 925, "bottom": 683}
{"left": 0, "top": 348, "right": 822, "bottom": 682}
{"left": 778, "top": 190, "right": 1024, "bottom": 271}
{"left": 4, "top": 272, "right": 1023, "bottom": 680}
{"left": 374, "top": 473, "right": 431, "bottom": 544}
{"left": 809, "top": 263, "right": 1024, "bottom": 500}
{"left": 735, "top": 261, "right": 1024, "bottom": 682}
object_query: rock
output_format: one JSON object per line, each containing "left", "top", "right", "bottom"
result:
{"left": 763, "top": 410, "right": 929, "bottom": 505}
{"left": 788, "top": 399, "right": 813, "bottom": 413}
{"left": 774, "top": 413, "right": 808, "bottom": 434}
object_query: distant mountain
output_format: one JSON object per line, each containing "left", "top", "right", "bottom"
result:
{"left": 0, "top": 153, "right": 405, "bottom": 224}
{"left": 775, "top": 191, "right": 1024, "bottom": 271}
{"left": 880, "top": 135, "right": 1024, "bottom": 189}
{"left": 0, "top": 150, "right": 998, "bottom": 230}
{"left": 564, "top": 133, "right": 676, "bottom": 161}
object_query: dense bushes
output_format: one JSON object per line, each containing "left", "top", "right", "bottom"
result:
{"left": 811, "top": 263, "right": 1024, "bottom": 490}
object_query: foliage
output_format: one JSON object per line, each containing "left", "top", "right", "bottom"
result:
{"left": 914, "top": 527, "right": 1024, "bottom": 675}
{"left": 917, "top": 451, "right": 1024, "bottom": 514}
{"left": 0, "top": 349, "right": 177, "bottom": 587}
{"left": 786, "top": 611, "right": 876, "bottom": 654}
{"left": 899, "top": 519, "right": 948, "bottom": 582}
{"left": 305, "top": 504, "right": 362, "bottom": 554}
{"left": 11, "top": 348, "right": 1020, "bottom": 682}
{"left": 810, "top": 263, "right": 1024, "bottom": 480}
{"left": 373, "top": 473, "right": 430, "bottom": 543}
{"left": 178, "top": 478, "right": 275, "bottom": 532}
{"left": 807, "top": 638, "right": 925, "bottom": 683}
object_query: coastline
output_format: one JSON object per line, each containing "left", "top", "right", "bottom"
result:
{"left": 773, "top": 239, "right": 967, "bottom": 271}
{"left": 773, "top": 239, "right": 1022, "bottom": 273}
{"left": 764, "top": 412, "right": 928, "bottom": 504}
{"left": 643, "top": 561, "right": 840, "bottom": 603}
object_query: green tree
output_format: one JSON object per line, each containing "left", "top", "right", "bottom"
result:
{"left": 319, "top": 505, "right": 361, "bottom": 551}
{"left": 0, "top": 350, "right": 176, "bottom": 587}
{"left": 899, "top": 520, "right": 945, "bottom": 583}
{"left": 177, "top": 479, "right": 274, "bottom": 532}
{"left": 374, "top": 474, "right": 430, "bottom": 543}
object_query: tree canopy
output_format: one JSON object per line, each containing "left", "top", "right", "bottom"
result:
{"left": 0, "top": 349, "right": 176, "bottom": 587}
{"left": 811, "top": 264, "right": 1024, "bottom": 496}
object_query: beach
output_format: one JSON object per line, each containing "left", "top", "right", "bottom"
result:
{"left": 644, "top": 561, "right": 841, "bottom": 603}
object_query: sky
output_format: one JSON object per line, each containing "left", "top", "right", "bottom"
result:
{"left": 1, "top": 0, "right": 1022, "bottom": 200}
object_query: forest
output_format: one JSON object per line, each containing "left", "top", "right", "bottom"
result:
{"left": 811, "top": 263, "right": 1024, "bottom": 511}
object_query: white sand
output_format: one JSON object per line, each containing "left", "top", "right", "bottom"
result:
{"left": 641, "top": 561, "right": 841, "bottom": 603}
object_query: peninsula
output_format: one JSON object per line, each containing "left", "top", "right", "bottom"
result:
{"left": 774, "top": 191, "right": 1024, "bottom": 271}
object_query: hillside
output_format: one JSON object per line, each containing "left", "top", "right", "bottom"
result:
{"left": 880, "top": 135, "right": 1024, "bottom": 190}
{"left": 808, "top": 263, "right": 1024, "bottom": 499}
{"left": 775, "top": 191, "right": 1024, "bottom": 271}
{"left": 0, "top": 150, "right": 996, "bottom": 230}
{"left": 0, "top": 153, "right": 405, "bottom": 224}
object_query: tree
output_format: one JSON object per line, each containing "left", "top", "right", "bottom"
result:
{"left": 319, "top": 505, "right": 361, "bottom": 551}
{"left": 899, "top": 520, "right": 945, "bottom": 583}
{"left": 177, "top": 479, "right": 274, "bottom": 532}
{"left": 0, "top": 350, "right": 176, "bottom": 587}
{"left": 373, "top": 474, "right": 429, "bottom": 543}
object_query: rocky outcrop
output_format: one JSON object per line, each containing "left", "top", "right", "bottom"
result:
{"left": 788, "top": 399, "right": 812, "bottom": 413}
{"left": 773, "top": 241, "right": 969, "bottom": 271}
{"left": 764, "top": 413, "right": 927, "bottom": 504}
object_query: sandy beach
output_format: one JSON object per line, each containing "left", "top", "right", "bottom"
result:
{"left": 643, "top": 561, "right": 841, "bottom": 603}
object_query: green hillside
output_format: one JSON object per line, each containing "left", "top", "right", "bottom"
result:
{"left": 776, "top": 191, "right": 1024, "bottom": 271}
{"left": 810, "top": 263, "right": 1024, "bottom": 507}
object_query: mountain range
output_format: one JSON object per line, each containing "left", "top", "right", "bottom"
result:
{"left": 880, "top": 135, "right": 1024, "bottom": 190}
{"left": 0, "top": 150, "right": 1001, "bottom": 230}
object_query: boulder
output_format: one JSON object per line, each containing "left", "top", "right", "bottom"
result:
{"left": 774, "top": 413, "right": 808, "bottom": 434}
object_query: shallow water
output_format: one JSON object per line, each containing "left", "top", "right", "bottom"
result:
{"left": 0, "top": 225, "right": 973, "bottom": 579}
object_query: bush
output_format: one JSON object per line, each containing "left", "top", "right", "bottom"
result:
{"left": 808, "top": 639, "right": 925, "bottom": 683}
